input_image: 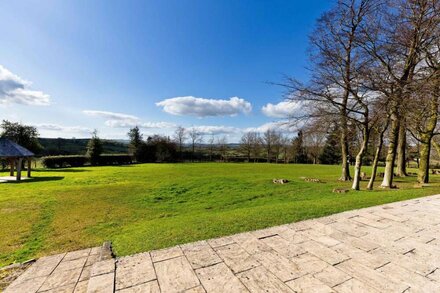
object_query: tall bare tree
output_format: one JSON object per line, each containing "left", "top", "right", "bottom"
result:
{"left": 217, "top": 136, "right": 228, "bottom": 162}
{"left": 396, "top": 121, "right": 408, "bottom": 177}
{"left": 280, "top": 135, "right": 291, "bottom": 163}
{"left": 208, "top": 134, "right": 215, "bottom": 161}
{"left": 240, "top": 132, "right": 254, "bottom": 162}
{"left": 263, "top": 129, "right": 277, "bottom": 163}
{"left": 303, "top": 121, "right": 327, "bottom": 164}
{"left": 359, "top": 0, "right": 439, "bottom": 188}
{"left": 409, "top": 93, "right": 439, "bottom": 183}
{"left": 283, "top": 0, "right": 380, "bottom": 181}
{"left": 173, "top": 126, "right": 187, "bottom": 159}
{"left": 273, "top": 133, "right": 283, "bottom": 163}
{"left": 188, "top": 127, "right": 202, "bottom": 161}
{"left": 251, "top": 133, "right": 263, "bottom": 162}
{"left": 367, "top": 117, "right": 390, "bottom": 190}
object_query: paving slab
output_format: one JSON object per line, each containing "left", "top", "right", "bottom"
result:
{"left": 195, "top": 262, "right": 248, "bottom": 293}
{"left": 7, "top": 195, "right": 440, "bottom": 293}
{"left": 115, "top": 253, "right": 156, "bottom": 291}
{"left": 181, "top": 241, "right": 222, "bottom": 269}
{"left": 214, "top": 243, "right": 259, "bottom": 274}
{"left": 154, "top": 256, "right": 200, "bottom": 292}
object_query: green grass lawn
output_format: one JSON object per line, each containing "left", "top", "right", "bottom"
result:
{"left": 1, "top": 163, "right": 439, "bottom": 267}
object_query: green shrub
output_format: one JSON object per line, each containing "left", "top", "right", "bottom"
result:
{"left": 98, "top": 154, "right": 133, "bottom": 165}
{"left": 41, "top": 154, "right": 132, "bottom": 168}
{"left": 41, "top": 155, "right": 88, "bottom": 168}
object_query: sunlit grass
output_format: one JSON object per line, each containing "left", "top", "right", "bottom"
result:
{"left": 1, "top": 163, "right": 439, "bottom": 267}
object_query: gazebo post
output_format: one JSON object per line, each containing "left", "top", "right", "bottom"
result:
{"left": 27, "top": 158, "right": 32, "bottom": 178}
{"left": 16, "top": 158, "right": 23, "bottom": 181}
{"left": 1, "top": 139, "right": 34, "bottom": 182}
{"left": 9, "top": 158, "right": 14, "bottom": 176}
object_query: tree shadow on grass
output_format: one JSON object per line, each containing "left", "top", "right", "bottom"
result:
{"left": 4, "top": 176, "right": 65, "bottom": 184}
{"left": 33, "top": 169, "right": 91, "bottom": 173}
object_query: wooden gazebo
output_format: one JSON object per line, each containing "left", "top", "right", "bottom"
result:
{"left": 0, "top": 138, "right": 34, "bottom": 181}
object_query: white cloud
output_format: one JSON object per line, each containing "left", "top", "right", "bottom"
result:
{"left": 83, "top": 110, "right": 175, "bottom": 129}
{"left": 261, "top": 100, "right": 301, "bottom": 118}
{"left": 0, "top": 65, "right": 50, "bottom": 106}
{"left": 140, "top": 122, "right": 176, "bottom": 129}
{"left": 83, "top": 110, "right": 139, "bottom": 124}
{"left": 246, "top": 120, "right": 297, "bottom": 133}
{"left": 192, "top": 125, "right": 241, "bottom": 135}
{"left": 156, "top": 96, "right": 252, "bottom": 117}
{"left": 36, "top": 124, "right": 93, "bottom": 137}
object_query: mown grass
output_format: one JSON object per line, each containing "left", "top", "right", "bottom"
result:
{"left": 1, "top": 163, "right": 439, "bottom": 267}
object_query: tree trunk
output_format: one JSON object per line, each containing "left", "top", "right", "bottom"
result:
{"left": 396, "top": 121, "right": 407, "bottom": 177}
{"left": 339, "top": 114, "right": 352, "bottom": 181}
{"left": 352, "top": 127, "right": 369, "bottom": 190}
{"left": 367, "top": 125, "right": 387, "bottom": 190}
{"left": 417, "top": 96, "right": 438, "bottom": 183}
{"left": 432, "top": 140, "right": 440, "bottom": 158}
{"left": 381, "top": 109, "right": 400, "bottom": 188}
{"left": 418, "top": 136, "right": 431, "bottom": 184}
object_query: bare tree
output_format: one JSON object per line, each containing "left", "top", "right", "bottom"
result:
{"left": 273, "top": 132, "right": 283, "bottom": 163}
{"left": 303, "top": 121, "right": 327, "bottom": 164}
{"left": 282, "top": 0, "right": 381, "bottom": 181}
{"left": 250, "top": 133, "right": 263, "bottom": 162}
{"left": 240, "top": 132, "right": 255, "bottom": 162}
{"left": 407, "top": 58, "right": 440, "bottom": 183}
{"left": 217, "top": 136, "right": 228, "bottom": 162}
{"left": 367, "top": 118, "right": 390, "bottom": 190}
{"left": 396, "top": 121, "right": 408, "bottom": 177}
{"left": 359, "top": 0, "right": 439, "bottom": 188}
{"left": 173, "top": 126, "right": 187, "bottom": 159}
{"left": 188, "top": 127, "right": 202, "bottom": 161}
{"left": 208, "top": 134, "right": 215, "bottom": 161}
{"left": 280, "top": 135, "right": 291, "bottom": 163}
{"left": 263, "top": 129, "right": 277, "bottom": 163}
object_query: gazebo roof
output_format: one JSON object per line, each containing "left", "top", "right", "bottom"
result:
{"left": 0, "top": 138, "right": 34, "bottom": 158}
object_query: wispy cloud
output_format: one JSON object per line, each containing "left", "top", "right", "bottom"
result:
{"left": 83, "top": 110, "right": 139, "bottom": 124}
{"left": 156, "top": 96, "right": 252, "bottom": 117}
{"left": 191, "top": 125, "right": 241, "bottom": 135}
{"left": 261, "top": 100, "right": 301, "bottom": 118}
{"left": 246, "top": 120, "right": 297, "bottom": 133}
{"left": 83, "top": 110, "right": 175, "bottom": 129}
{"left": 36, "top": 123, "right": 93, "bottom": 136}
{"left": 0, "top": 65, "right": 50, "bottom": 106}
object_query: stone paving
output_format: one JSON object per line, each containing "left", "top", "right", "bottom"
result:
{"left": 6, "top": 194, "right": 440, "bottom": 292}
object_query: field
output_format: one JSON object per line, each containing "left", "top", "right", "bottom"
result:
{"left": 1, "top": 163, "right": 440, "bottom": 267}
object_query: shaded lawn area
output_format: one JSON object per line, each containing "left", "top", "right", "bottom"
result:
{"left": 1, "top": 163, "right": 439, "bottom": 267}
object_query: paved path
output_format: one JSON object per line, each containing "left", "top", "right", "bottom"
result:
{"left": 6, "top": 194, "right": 440, "bottom": 292}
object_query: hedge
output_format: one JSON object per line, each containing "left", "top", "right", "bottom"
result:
{"left": 41, "top": 154, "right": 132, "bottom": 168}
{"left": 98, "top": 154, "right": 133, "bottom": 165}
{"left": 41, "top": 155, "right": 87, "bottom": 168}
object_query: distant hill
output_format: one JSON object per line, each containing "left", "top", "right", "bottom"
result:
{"left": 39, "top": 138, "right": 128, "bottom": 156}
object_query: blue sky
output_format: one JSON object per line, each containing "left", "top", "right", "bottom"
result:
{"left": 0, "top": 0, "right": 331, "bottom": 141}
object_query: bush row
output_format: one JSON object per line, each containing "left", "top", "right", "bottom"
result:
{"left": 41, "top": 154, "right": 132, "bottom": 168}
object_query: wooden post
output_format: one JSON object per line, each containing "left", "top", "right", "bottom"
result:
{"left": 9, "top": 158, "right": 14, "bottom": 176}
{"left": 16, "top": 158, "right": 22, "bottom": 181}
{"left": 27, "top": 158, "right": 32, "bottom": 178}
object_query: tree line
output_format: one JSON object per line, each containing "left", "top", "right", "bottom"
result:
{"left": 127, "top": 124, "right": 343, "bottom": 164}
